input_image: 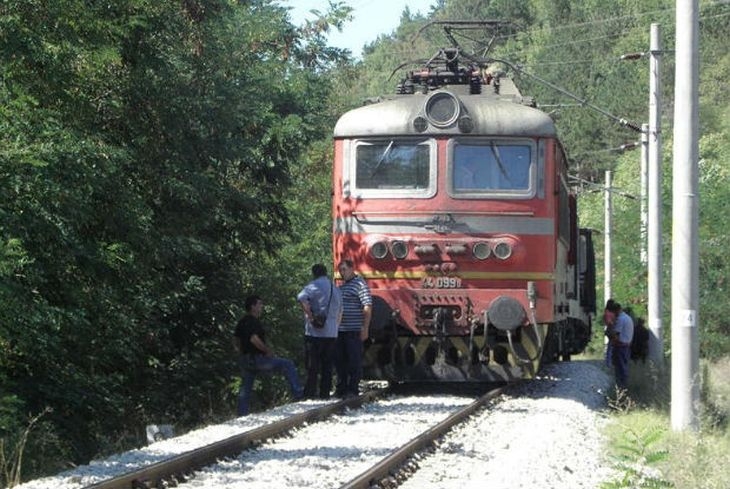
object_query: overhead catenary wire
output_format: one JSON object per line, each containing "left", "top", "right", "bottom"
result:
{"left": 477, "top": 53, "right": 644, "bottom": 132}
{"left": 568, "top": 175, "right": 638, "bottom": 200}
{"left": 441, "top": 0, "right": 725, "bottom": 45}
{"left": 381, "top": 2, "right": 728, "bottom": 134}
{"left": 384, "top": 1, "right": 726, "bottom": 62}
{"left": 403, "top": 1, "right": 726, "bottom": 60}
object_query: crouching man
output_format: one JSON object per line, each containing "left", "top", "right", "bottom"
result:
{"left": 233, "top": 294, "right": 304, "bottom": 415}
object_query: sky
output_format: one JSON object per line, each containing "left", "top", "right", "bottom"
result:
{"left": 283, "top": 0, "right": 429, "bottom": 58}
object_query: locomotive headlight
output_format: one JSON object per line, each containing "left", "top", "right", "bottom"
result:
{"left": 493, "top": 241, "right": 513, "bottom": 260}
{"left": 370, "top": 241, "right": 389, "bottom": 259}
{"left": 413, "top": 116, "right": 428, "bottom": 133}
{"left": 391, "top": 240, "right": 409, "bottom": 259}
{"left": 457, "top": 115, "right": 474, "bottom": 133}
{"left": 424, "top": 91, "right": 460, "bottom": 128}
{"left": 472, "top": 241, "right": 491, "bottom": 260}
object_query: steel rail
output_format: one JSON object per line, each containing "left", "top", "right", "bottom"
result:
{"left": 338, "top": 386, "right": 506, "bottom": 489}
{"left": 83, "top": 389, "right": 387, "bottom": 489}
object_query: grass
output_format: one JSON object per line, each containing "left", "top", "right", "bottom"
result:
{"left": 600, "top": 356, "right": 730, "bottom": 488}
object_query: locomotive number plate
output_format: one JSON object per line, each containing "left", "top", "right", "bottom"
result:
{"left": 422, "top": 276, "right": 462, "bottom": 289}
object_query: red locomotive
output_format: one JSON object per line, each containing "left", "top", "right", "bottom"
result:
{"left": 332, "top": 49, "right": 596, "bottom": 382}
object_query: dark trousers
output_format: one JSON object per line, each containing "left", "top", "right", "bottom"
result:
{"left": 335, "top": 331, "right": 363, "bottom": 396}
{"left": 304, "top": 336, "right": 336, "bottom": 399}
{"left": 612, "top": 344, "right": 631, "bottom": 388}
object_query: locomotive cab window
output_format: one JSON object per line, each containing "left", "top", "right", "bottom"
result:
{"left": 448, "top": 139, "right": 536, "bottom": 199}
{"left": 347, "top": 139, "right": 436, "bottom": 198}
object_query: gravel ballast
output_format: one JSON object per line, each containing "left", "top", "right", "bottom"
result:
{"left": 398, "top": 359, "right": 619, "bottom": 488}
{"left": 14, "top": 359, "right": 618, "bottom": 489}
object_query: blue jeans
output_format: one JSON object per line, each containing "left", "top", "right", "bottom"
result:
{"left": 237, "top": 355, "right": 303, "bottom": 415}
{"left": 335, "top": 331, "right": 363, "bottom": 396}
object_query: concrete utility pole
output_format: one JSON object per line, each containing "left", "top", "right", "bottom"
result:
{"left": 671, "top": 0, "right": 700, "bottom": 432}
{"left": 619, "top": 24, "right": 665, "bottom": 367}
{"left": 648, "top": 23, "right": 665, "bottom": 368}
{"left": 640, "top": 123, "right": 648, "bottom": 266}
{"left": 604, "top": 170, "right": 612, "bottom": 306}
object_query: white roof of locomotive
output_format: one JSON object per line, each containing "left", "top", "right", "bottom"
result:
{"left": 334, "top": 83, "right": 557, "bottom": 139}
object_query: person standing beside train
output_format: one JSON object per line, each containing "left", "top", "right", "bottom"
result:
{"left": 335, "top": 259, "right": 372, "bottom": 398}
{"left": 606, "top": 300, "right": 634, "bottom": 389}
{"left": 297, "top": 263, "right": 342, "bottom": 399}
{"left": 603, "top": 299, "right": 617, "bottom": 368}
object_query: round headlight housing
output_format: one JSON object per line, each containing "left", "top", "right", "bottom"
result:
{"left": 413, "top": 116, "right": 428, "bottom": 132}
{"left": 371, "top": 241, "right": 388, "bottom": 259}
{"left": 473, "top": 242, "right": 491, "bottom": 260}
{"left": 493, "top": 241, "right": 513, "bottom": 260}
{"left": 457, "top": 115, "right": 474, "bottom": 133}
{"left": 391, "top": 240, "right": 409, "bottom": 259}
{"left": 424, "top": 92, "right": 460, "bottom": 128}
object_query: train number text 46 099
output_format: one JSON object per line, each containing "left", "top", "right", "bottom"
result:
{"left": 422, "top": 276, "right": 462, "bottom": 289}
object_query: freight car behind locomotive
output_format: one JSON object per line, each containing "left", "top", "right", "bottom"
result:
{"left": 331, "top": 50, "right": 596, "bottom": 383}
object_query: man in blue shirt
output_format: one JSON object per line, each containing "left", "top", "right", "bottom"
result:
{"left": 297, "top": 264, "right": 342, "bottom": 399}
{"left": 607, "top": 301, "right": 634, "bottom": 389}
{"left": 335, "top": 259, "right": 372, "bottom": 397}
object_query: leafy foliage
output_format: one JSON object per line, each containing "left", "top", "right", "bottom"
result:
{"left": 601, "top": 424, "right": 673, "bottom": 488}
{"left": 0, "top": 0, "right": 345, "bottom": 479}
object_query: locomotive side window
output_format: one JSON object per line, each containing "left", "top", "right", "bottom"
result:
{"left": 448, "top": 140, "right": 535, "bottom": 198}
{"left": 349, "top": 139, "right": 436, "bottom": 198}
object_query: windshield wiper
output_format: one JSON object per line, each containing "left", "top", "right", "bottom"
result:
{"left": 490, "top": 142, "right": 512, "bottom": 183}
{"left": 369, "top": 141, "right": 394, "bottom": 178}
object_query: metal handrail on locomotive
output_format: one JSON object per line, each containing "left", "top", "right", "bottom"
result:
{"left": 332, "top": 48, "right": 597, "bottom": 382}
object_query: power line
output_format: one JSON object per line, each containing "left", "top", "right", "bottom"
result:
{"left": 472, "top": 54, "right": 643, "bottom": 132}
{"left": 425, "top": 2, "right": 726, "bottom": 57}
{"left": 568, "top": 175, "right": 638, "bottom": 200}
{"left": 501, "top": 30, "right": 633, "bottom": 56}
{"left": 479, "top": 8, "right": 675, "bottom": 44}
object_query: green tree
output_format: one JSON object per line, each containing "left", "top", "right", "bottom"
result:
{"left": 0, "top": 0, "right": 344, "bottom": 478}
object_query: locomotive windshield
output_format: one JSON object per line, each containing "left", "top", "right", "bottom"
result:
{"left": 355, "top": 140, "right": 431, "bottom": 190}
{"left": 450, "top": 141, "right": 534, "bottom": 197}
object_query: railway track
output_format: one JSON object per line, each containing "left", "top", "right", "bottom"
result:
{"left": 83, "top": 388, "right": 386, "bottom": 489}
{"left": 339, "top": 386, "right": 505, "bottom": 489}
{"left": 80, "top": 386, "right": 505, "bottom": 489}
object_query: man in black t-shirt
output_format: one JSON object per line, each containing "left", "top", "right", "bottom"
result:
{"left": 233, "top": 295, "right": 304, "bottom": 415}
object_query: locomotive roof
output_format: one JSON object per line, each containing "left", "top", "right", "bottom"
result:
{"left": 334, "top": 84, "right": 557, "bottom": 139}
